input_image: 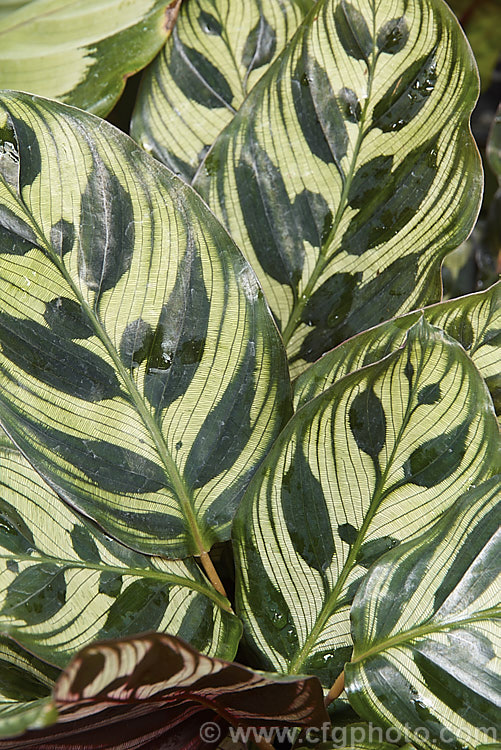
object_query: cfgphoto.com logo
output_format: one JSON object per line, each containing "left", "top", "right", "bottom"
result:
{"left": 199, "top": 720, "right": 498, "bottom": 746}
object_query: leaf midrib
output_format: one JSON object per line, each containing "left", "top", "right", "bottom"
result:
{"left": 288, "top": 344, "right": 424, "bottom": 675}
{"left": 350, "top": 608, "right": 501, "bottom": 665}
{"left": 0, "top": 166, "right": 207, "bottom": 560}
{"left": 281, "top": 16, "right": 379, "bottom": 346}
{"left": 0, "top": 552, "right": 228, "bottom": 608}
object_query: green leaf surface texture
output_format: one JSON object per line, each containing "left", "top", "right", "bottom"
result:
{"left": 0, "top": 0, "right": 174, "bottom": 116}
{"left": 294, "top": 282, "right": 501, "bottom": 415}
{"left": 193, "top": 0, "right": 482, "bottom": 376}
{"left": 131, "top": 0, "right": 315, "bottom": 180}
{"left": 0, "top": 431, "right": 242, "bottom": 667}
{"left": 234, "top": 319, "right": 500, "bottom": 688}
{"left": 0, "top": 91, "right": 291, "bottom": 559}
{"left": 346, "top": 476, "right": 501, "bottom": 750}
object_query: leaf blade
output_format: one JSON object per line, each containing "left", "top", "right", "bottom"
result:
{"left": 0, "top": 90, "right": 291, "bottom": 559}
{"left": 194, "top": 0, "right": 482, "bottom": 375}
{"left": 234, "top": 319, "right": 500, "bottom": 688}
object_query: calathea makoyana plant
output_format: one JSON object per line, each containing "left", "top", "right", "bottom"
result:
{"left": 0, "top": 0, "right": 499, "bottom": 748}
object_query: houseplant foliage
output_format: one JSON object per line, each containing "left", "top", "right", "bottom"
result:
{"left": 0, "top": 0, "right": 499, "bottom": 748}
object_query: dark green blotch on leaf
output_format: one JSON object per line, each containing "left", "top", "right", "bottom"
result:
{"left": 281, "top": 445, "right": 335, "bottom": 573}
{"left": 349, "top": 388, "right": 386, "bottom": 459}
{"left": 71, "top": 525, "right": 101, "bottom": 564}
{"left": 9, "top": 117, "right": 41, "bottom": 190}
{"left": 372, "top": 52, "right": 438, "bottom": 132}
{"left": 38, "top": 423, "right": 167, "bottom": 494}
{"left": 97, "top": 580, "right": 170, "bottom": 640}
{"left": 298, "top": 271, "right": 362, "bottom": 362}
{"left": 293, "top": 189, "right": 331, "bottom": 248}
{"left": 170, "top": 32, "right": 233, "bottom": 108}
{"left": 291, "top": 58, "right": 335, "bottom": 165}
{"left": 348, "top": 155, "right": 394, "bottom": 209}
{"left": 377, "top": 16, "right": 409, "bottom": 54}
{"left": 198, "top": 10, "right": 222, "bottom": 35}
{"left": 235, "top": 141, "right": 305, "bottom": 288}
{"left": 44, "top": 297, "right": 93, "bottom": 340}
{"left": 334, "top": 2, "right": 372, "bottom": 60}
{"left": 120, "top": 318, "right": 153, "bottom": 369}
{"left": 305, "top": 645, "right": 353, "bottom": 688}
{"left": 79, "top": 160, "right": 135, "bottom": 296}
{"left": 185, "top": 340, "right": 256, "bottom": 489}
{"left": 337, "top": 522, "right": 359, "bottom": 545}
{"left": 403, "top": 420, "right": 469, "bottom": 487}
{"left": 417, "top": 382, "right": 441, "bottom": 405}
{"left": 99, "top": 571, "right": 123, "bottom": 598}
{"left": 356, "top": 536, "right": 400, "bottom": 568}
{"left": 50, "top": 218, "right": 74, "bottom": 257}
{"left": 338, "top": 87, "right": 362, "bottom": 122}
{"left": 4, "top": 563, "right": 66, "bottom": 625}
{"left": 242, "top": 16, "right": 276, "bottom": 72}
{"left": 0, "top": 499, "right": 35, "bottom": 554}
{"left": 145, "top": 244, "right": 209, "bottom": 412}
{"left": 0, "top": 312, "right": 121, "bottom": 402}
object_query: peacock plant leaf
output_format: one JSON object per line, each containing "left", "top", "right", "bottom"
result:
{"left": 192, "top": 0, "right": 482, "bottom": 376}
{"left": 0, "top": 638, "right": 58, "bottom": 739}
{"left": 0, "top": 90, "right": 291, "bottom": 560}
{"left": 233, "top": 318, "right": 500, "bottom": 689}
{"left": 131, "top": 0, "right": 315, "bottom": 181}
{"left": 0, "top": 0, "right": 181, "bottom": 117}
{"left": 0, "top": 632, "right": 329, "bottom": 749}
{"left": 346, "top": 475, "right": 501, "bottom": 750}
{"left": 294, "top": 281, "right": 501, "bottom": 414}
{"left": 0, "top": 430, "right": 242, "bottom": 667}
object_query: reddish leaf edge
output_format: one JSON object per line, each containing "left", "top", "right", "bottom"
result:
{"left": 0, "top": 632, "right": 329, "bottom": 749}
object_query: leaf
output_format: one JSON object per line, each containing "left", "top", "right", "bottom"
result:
{"left": 233, "top": 319, "right": 500, "bottom": 689}
{"left": 0, "top": 638, "right": 58, "bottom": 738}
{"left": 0, "top": 430, "right": 242, "bottom": 666}
{"left": 0, "top": 632, "right": 329, "bottom": 748}
{"left": 0, "top": 91, "right": 291, "bottom": 560}
{"left": 345, "top": 476, "right": 501, "bottom": 750}
{"left": 131, "top": 0, "right": 314, "bottom": 180}
{"left": 193, "top": 0, "right": 482, "bottom": 376}
{"left": 446, "top": 0, "right": 501, "bottom": 89}
{"left": 0, "top": 0, "right": 177, "bottom": 117}
{"left": 294, "top": 282, "right": 501, "bottom": 414}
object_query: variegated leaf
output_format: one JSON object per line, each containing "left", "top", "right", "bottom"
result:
{"left": 193, "top": 0, "right": 482, "bottom": 376}
{"left": 0, "top": 91, "right": 291, "bottom": 560}
{"left": 294, "top": 282, "right": 501, "bottom": 413}
{"left": 0, "top": 0, "right": 30, "bottom": 20}
{"left": 0, "top": 638, "right": 58, "bottom": 738}
{"left": 234, "top": 319, "right": 500, "bottom": 689}
{"left": 346, "top": 476, "right": 501, "bottom": 750}
{"left": 131, "top": 0, "right": 314, "bottom": 181}
{"left": 0, "top": 633, "right": 328, "bottom": 748}
{"left": 0, "top": 430, "right": 241, "bottom": 666}
{"left": 0, "top": 0, "right": 178, "bottom": 116}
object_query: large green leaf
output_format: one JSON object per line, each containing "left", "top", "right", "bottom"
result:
{"left": 0, "top": 431, "right": 241, "bottom": 666}
{"left": 0, "top": 0, "right": 177, "bottom": 116}
{"left": 294, "top": 282, "right": 501, "bottom": 413}
{"left": 131, "top": 0, "right": 314, "bottom": 181}
{"left": 193, "top": 0, "right": 482, "bottom": 376}
{"left": 346, "top": 476, "right": 501, "bottom": 750}
{"left": 0, "top": 638, "right": 58, "bottom": 738}
{"left": 234, "top": 319, "right": 500, "bottom": 689}
{"left": 0, "top": 91, "right": 291, "bottom": 560}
